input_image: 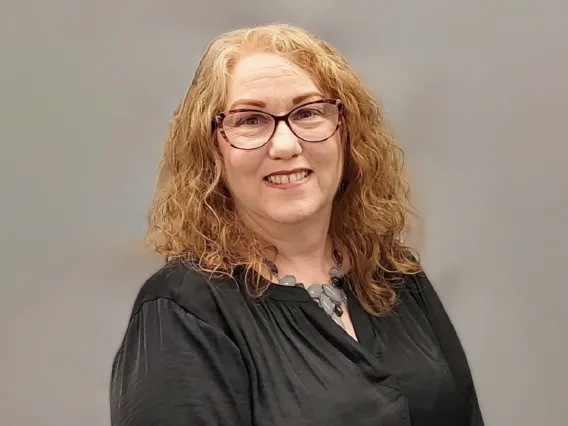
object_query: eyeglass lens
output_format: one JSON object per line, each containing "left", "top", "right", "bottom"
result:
{"left": 221, "top": 101, "right": 339, "bottom": 149}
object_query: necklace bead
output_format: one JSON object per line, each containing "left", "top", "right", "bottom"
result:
{"left": 268, "top": 244, "right": 347, "bottom": 329}
{"left": 273, "top": 265, "right": 347, "bottom": 327}
{"left": 323, "top": 284, "right": 343, "bottom": 302}
{"left": 279, "top": 275, "right": 297, "bottom": 287}
{"left": 307, "top": 284, "right": 323, "bottom": 298}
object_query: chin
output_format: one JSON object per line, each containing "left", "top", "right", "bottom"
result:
{"left": 265, "top": 203, "right": 322, "bottom": 224}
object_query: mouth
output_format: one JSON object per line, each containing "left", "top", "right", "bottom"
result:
{"left": 263, "top": 169, "right": 313, "bottom": 186}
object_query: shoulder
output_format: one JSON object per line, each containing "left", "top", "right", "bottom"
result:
{"left": 399, "top": 268, "right": 454, "bottom": 326}
{"left": 402, "top": 269, "right": 430, "bottom": 293}
{"left": 398, "top": 268, "right": 436, "bottom": 311}
{"left": 129, "top": 260, "right": 244, "bottom": 331}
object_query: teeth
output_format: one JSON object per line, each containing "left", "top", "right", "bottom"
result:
{"left": 267, "top": 170, "right": 309, "bottom": 185}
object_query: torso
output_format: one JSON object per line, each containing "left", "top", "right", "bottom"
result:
{"left": 338, "top": 301, "right": 358, "bottom": 341}
{"left": 126, "top": 262, "right": 473, "bottom": 426}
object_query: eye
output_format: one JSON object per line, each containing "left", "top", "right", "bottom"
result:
{"left": 235, "top": 114, "right": 268, "bottom": 127}
{"left": 294, "top": 107, "right": 323, "bottom": 120}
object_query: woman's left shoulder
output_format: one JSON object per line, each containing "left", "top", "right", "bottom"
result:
{"left": 397, "top": 269, "right": 436, "bottom": 311}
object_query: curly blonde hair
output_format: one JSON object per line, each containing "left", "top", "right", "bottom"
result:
{"left": 146, "top": 24, "right": 421, "bottom": 315}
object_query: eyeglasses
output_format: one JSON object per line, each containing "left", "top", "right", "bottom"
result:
{"left": 213, "top": 99, "right": 343, "bottom": 150}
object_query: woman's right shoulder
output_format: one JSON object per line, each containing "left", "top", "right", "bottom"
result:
{"left": 110, "top": 261, "right": 252, "bottom": 426}
{"left": 128, "top": 259, "right": 243, "bottom": 330}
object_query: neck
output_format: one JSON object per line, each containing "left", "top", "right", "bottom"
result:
{"left": 240, "top": 208, "right": 335, "bottom": 284}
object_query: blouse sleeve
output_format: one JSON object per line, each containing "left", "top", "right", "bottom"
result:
{"left": 410, "top": 271, "right": 485, "bottom": 426}
{"left": 110, "top": 298, "right": 251, "bottom": 426}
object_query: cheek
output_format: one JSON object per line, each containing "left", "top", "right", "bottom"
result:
{"left": 222, "top": 149, "right": 264, "bottom": 193}
{"left": 314, "top": 136, "right": 343, "bottom": 178}
{"left": 321, "top": 138, "right": 344, "bottom": 193}
{"left": 218, "top": 136, "right": 243, "bottom": 179}
{"left": 332, "top": 134, "right": 344, "bottom": 176}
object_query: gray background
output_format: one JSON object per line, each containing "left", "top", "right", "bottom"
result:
{"left": 1, "top": 1, "right": 566, "bottom": 425}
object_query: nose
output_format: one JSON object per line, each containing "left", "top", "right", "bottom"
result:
{"left": 268, "top": 120, "right": 302, "bottom": 160}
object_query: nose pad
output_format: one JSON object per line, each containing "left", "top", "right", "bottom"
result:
{"left": 268, "top": 121, "right": 302, "bottom": 159}
{"left": 272, "top": 120, "right": 296, "bottom": 139}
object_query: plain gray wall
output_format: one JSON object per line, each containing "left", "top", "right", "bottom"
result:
{"left": 1, "top": 1, "right": 566, "bottom": 425}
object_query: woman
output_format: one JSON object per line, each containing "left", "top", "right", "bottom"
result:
{"left": 110, "top": 24, "right": 484, "bottom": 425}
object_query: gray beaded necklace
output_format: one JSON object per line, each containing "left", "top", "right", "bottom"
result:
{"left": 267, "top": 247, "right": 348, "bottom": 329}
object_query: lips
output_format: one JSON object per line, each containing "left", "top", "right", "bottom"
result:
{"left": 263, "top": 168, "right": 313, "bottom": 185}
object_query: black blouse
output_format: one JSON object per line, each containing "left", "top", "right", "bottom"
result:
{"left": 110, "top": 261, "right": 484, "bottom": 426}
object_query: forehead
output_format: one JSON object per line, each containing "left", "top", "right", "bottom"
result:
{"left": 225, "top": 53, "right": 321, "bottom": 109}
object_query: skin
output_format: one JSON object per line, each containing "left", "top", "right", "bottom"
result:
{"left": 217, "top": 52, "right": 358, "bottom": 340}
{"left": 219, "top": 53, "right": 342, "bottom": 227}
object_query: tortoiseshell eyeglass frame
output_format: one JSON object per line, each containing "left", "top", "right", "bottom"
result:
{"left": 211, "top": 99, "right": 344, "bottom": 151}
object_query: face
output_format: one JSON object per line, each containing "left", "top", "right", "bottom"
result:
{"left": 217, "top": 53, "right": 343, "bottom": 227}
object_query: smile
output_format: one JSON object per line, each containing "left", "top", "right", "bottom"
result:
{"left": 263, "top": 169, "right": 313, "bottom": 187}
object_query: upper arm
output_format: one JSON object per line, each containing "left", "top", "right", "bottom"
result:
{"left": 110, "top": 298, "right": 251, "bottom": 426}
{"left": 409, "top": 272, "right": 485, "bottom": 425}
{"left": 409, "top": 272, "right": 473, "bottom": 381}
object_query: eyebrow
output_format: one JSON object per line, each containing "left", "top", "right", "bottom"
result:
{"left": 228, "top": 91, "right": 324, "bottom": 110}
